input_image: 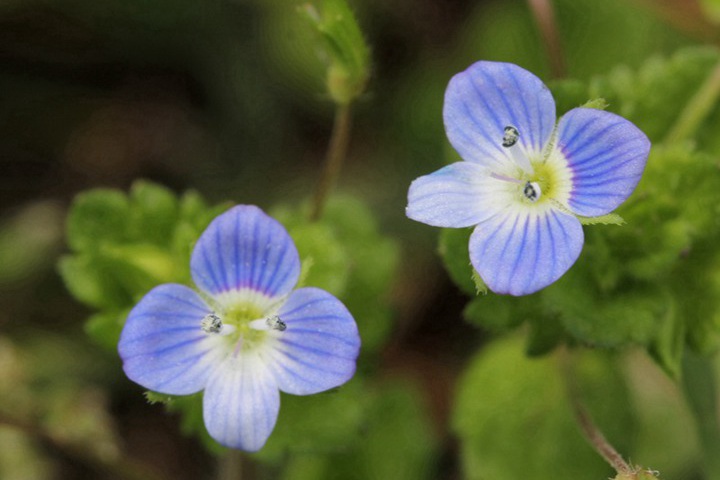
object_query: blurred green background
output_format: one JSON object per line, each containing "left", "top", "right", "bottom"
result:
{"left": 1, "top": 0, "right": 719, "bottom": 478}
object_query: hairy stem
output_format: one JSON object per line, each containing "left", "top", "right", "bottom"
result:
{"left": 0, "top": 410, "right": 162, "bottom": 480}
{"left": 665, "top": 60, "right": 720, "bottom": 143}
{"left": 561, "top": 351, "right": 632, "bottom": 475}
{"left": 527, "top": 0, "right": 566, "bottom": 79}
{"left": 310, "top": 103, "right": 353, "bottom": 221}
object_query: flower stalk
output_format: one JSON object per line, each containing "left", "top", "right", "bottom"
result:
{"left": 665, "top": 59, "right": 720, "bottom": 143}
{"left": 310, "top": 103, "right": 353, "bottom": 221}
{"left": 527, "top": 0, "right": 566, "bottom": 79}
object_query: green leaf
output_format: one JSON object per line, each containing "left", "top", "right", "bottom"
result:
{"left": 580, "top": 97, "right": 609, "bottom": 110}
{"left": 438, "top": 228, "right": 475, "bottom": 295}
{"left": 253, "top": 379, "right": 366, "bottom": 462}
{"left": 287, "top": 222, "right": 350, "bottom": 296}
{"left": 60, "top": 180, "right": 228, "bottom": 352}
{"left": 577, "top": 212, "right": 625, "bottom": 226}
{"left": 128, "top": 180, "right": 179, "bottom": 245}
{"left": 543, "top": 267, "right": 668, "bottom": 348}
{"left": 332, "top": 382, "right": 438, "bottom": 480}
{"left": 647, "top": 296, "right": 685, "bottom": 379}
{"left": 301, "top": 0, "right": 370, "bottom": 104}
{"left": 462, "top": 294, "right": 530, "bottom": 333}
{"left": 66, "top": 189, "right": 129, "bottom": 253}
{"left": 453, "top": 336, "right": 634, "bottom": 480}
{"left": 85, "top": 310, "right": 129, "bottom": 351}
{"left": 58, "top": 255, "right": 133, "bottom": 309}
{"left": 273, "top": 195, "right": 399, "bottom": 354}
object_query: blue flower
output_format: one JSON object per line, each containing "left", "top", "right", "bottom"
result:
{"left": 407, "top": 61, "right": 650, "bottom": 296}
{"left": 118, "top": 205, "right": 361, "bottom": 451}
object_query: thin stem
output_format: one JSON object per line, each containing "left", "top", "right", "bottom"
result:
{"left": 217, "top": 450, "right": 244, "bottom": 480}
{"left": 571, "top": 400, "right": 632, "bottom": 474}
{"left": 527, "top": 0, "right": 566, "bottom": 79}
{"left": 0, "top": 410, "right": 163, "bottom": 480}
{"left": 310, "top": 103, "right": 353, "bottom": 221}
{"left": 665, "top": 60, "right": 720, "bottom": 143}
{"left": 560, "top": 351, "right": 632, "bottom": 475}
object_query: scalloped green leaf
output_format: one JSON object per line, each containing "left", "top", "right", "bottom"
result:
{"left": 454, "top": 336, "right": 634, "bottom": 480}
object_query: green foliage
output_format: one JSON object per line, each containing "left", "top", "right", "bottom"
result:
{"left": 273, "top": 195, "right": 399, "bottom": 355}
{"left": 274, "top": 382, "right": 438, "bottom": 480}
{"left": 439, "top": 48, "right": 720, "bottom": 378}
{"left": 59, "top": 180, "right": 228, "bottom": 348}
{"left": 301, "top": 0, "right": 370, "bottom": 105}
{"left": 438, "top": 228, "right": 475, "bottom": 295}
{"left": 453, "top": 336, "right": 634, "bottom": 480}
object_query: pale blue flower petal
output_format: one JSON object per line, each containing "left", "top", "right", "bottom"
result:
{"left": 265, "top": 287, "right": 360, "bottom": 395}
{"left": 203, "top": 352, "right": 280, "bottom": 451}
{"left": 191, "top": 205, "right": 301, "bottom": 298}
{"left": 557, "top": 108, "right": 650, "bottom": 217}
{"left": 118, "top": 284, "right": 228, "bottom": 395}
{"left": 406, "top": 162, "right": 514, "bottom": 227}
{"left": 444, "top": 61, "right": 556, "bottom": 169}
{"left": 469, "top": 206, "right": 584, "bottom": 295}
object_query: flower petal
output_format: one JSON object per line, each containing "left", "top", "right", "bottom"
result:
{"left": 469, "top": 206, "right": 583, "bottom": 295}
{"left": 406, "top": 162, "right": 515, "bottom": 227}
{"left": 203, "top": 352, "right": 280, "bottom": 451}
{"left": 263, "top": 287, "right": 360, "bottom": 395}
{"left": 118, "top": 284, "right": 228, "bottom": 395}
{"left": 557, "top": 108, "right": 650, "bottom": 217}
{"left": 444, "top": 61, "right": 556, "bottom": 169}
{"left": 191, "top": 205, "right": 301, "bottom": 298}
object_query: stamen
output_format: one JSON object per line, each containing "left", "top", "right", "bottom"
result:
{"left": 502, "top": 126, "right": 519, "bottom": 147}
{"left": 490, "top": 172, "right": 524, "bottom": 184}
{"left": 266, "top": 315, "right": 287, "bottom": 331}
{"left": 523, "top": 181, "right": 541, "bottom": 202}
{"left": 201, "top": 313, "right": 223, "bottom": 334}
{"left": 248, "top": 315, "right": 287, "bottom": 332}
{"left": 501, "top": 125, "right": 534, "bottom": 174}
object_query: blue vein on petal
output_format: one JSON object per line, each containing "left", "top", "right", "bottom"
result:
{"left": 466, "top": 76, "right": 505, "bottom": 139}
{"left": 201, "top": 244, "right": 221, "bottom": 293}
{"left": 482, "top": 69, "right": 523, "bottom": 148}
{"left": 280, "top": 297, "right": 328, "bottom": 317}
{"left": 576, "top": 174, "right": 639, "bottom": 188}
{"left": 563, "top": 122, "right": 618, "bottom": 158}
{"left": 284, "top": 329, "right": 358, "bottom": 347}
{"left": 570, "top": 145, "right": 640, "bottom": 174}
{"left": 411, "top": 189, "right": 480, "bottom": 203}
{"left": 266, "top": 243, "right": 290, "bottom": 295}
{"left": 508, "top": 213, "right": 529, "bottom": 286}
{"left": 123, "top": 337, "right": 202, "bottom": 359}
{"left": 155, "top": 292, "right": 206, "bottom": 311}
{"left": 271, "top": 360, "right": 326, "bottom": 388}
{"left": 573, "top": 154, "right": 641, "bottom": 177}
{"left": 151, "top": 350, "right": 214, "bottom": 390}
{"left": 233, "top": 210, "right": 240, "bottom": 290}
{"left": 507, "top": 67, "right": 536, "bottom": 148}
{"left": 250, "top": 214, "right": 261, "bottom": 293}
{"left": 545, "top": 212, "right": 557, "bottom": 277}
{"left": 279, "top": 337, "right": 356, "bottom": 359}
{"left": 482, "top": 69, "right": 525, "bottom": 146}
{"left": 215, "top": 223, "right": 228, "bottom": 291}
{"left": 130, "top": 311, "right": 204, "bottom": 321}
{"left": 277, "top": 347, "right": 350, "bottom": 376}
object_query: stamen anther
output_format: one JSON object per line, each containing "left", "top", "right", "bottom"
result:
{"left": 201, "top": 313, "right": 223, "bottom": 334}
{"left": 266, "top": 315, "right": 287, "bottom": 331}
{"left": 502, "top": 126, "right": 519, "bottom": 148}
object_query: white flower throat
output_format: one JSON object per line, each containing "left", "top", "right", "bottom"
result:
{"left": 494, "top": 125, "right": 543, "bottom": 203}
